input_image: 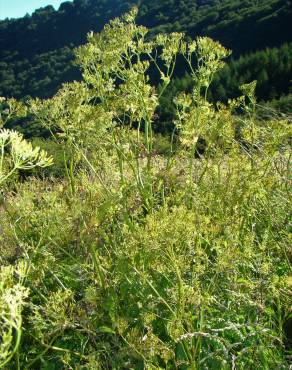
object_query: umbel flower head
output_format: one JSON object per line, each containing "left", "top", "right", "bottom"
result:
{"left": 0, "top": 129, "right": 53, "bottom": 187}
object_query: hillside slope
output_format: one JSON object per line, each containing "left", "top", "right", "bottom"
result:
{"left": 0, "top": 13, "right": 291, "bottom": 368}
{"left": 0, "top": 0, "right": 291, "bottom": 99}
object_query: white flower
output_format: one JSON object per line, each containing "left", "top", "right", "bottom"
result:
{"left": 0, "top": 129, "right": 53, "bottom": 187}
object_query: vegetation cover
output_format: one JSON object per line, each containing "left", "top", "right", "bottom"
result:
{"left": 0, "top": 10, "right": 291, "bottom": 369}
{"left": 0, "top": 0, "right": 291, "bottom": 102}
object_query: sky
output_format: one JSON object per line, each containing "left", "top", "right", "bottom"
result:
{"left": 0, "top": 0, "right": 72, "bottom": 19}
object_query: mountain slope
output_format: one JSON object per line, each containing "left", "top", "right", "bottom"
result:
{"left": 0, "top": 0, "right": 291, "bottom": 99}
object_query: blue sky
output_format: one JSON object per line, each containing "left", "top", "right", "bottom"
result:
{"left": 0, "top": 0, "right": 72, "bottom": 19}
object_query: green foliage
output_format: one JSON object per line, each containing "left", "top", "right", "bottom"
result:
{"left": 257, "top": 94, "right": 292, "bottom": 120}
{"left": 0, "top": 0, "right": 291, "bottom": 103}
{"left": 158, "top": 42, "right": 292, "bottom": 127}
{"left": 0, "top": 11, "right": 291, "bottom": 369}
{"left": 0, "top": 262, "right": 29, "bottom": 369}
{"left": 210, "top": 42, "right": 292, "bottom": 102}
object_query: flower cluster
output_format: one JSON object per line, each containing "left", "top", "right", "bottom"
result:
{"left": 0, "top": 129, "right": 53, "bottom": 187}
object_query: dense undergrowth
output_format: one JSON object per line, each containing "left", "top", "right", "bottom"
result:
{"left": 0, "top": 10, "right": 291, "bottom": 369}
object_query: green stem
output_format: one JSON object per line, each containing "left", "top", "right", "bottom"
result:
{"left": 0, "top": 320, "right": 23, "bottom": 369}
{"left": 0, "top": 166, "right": 17, "bottom": 188}
{"left": 63, "top": 151, "right": 74, "bottom": 195}
{"left": 90, "top": 243, "right": 105, "bottom": 289}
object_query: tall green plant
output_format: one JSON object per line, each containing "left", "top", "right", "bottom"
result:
{"left": 0, "top": 9, "right": 290, "bottom": 370}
